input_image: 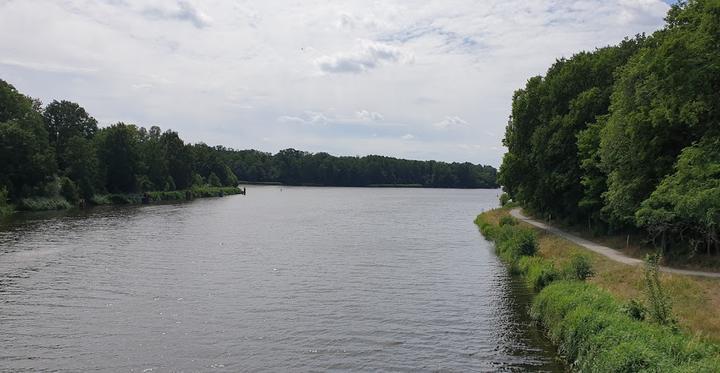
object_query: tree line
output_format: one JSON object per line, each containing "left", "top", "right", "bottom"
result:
{"left": 0, "top": 79, "right": 498, "bottom": 207}
{"left": 498, "top": 0, "right": 720, "bottom": 256}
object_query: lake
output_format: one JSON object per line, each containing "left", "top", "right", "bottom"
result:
{"left": 0, "top": 187, "right": 562, "bottom": 372}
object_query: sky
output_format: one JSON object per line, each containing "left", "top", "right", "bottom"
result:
{"left": 0, "top": 0, "right": 674, "bottom": 167}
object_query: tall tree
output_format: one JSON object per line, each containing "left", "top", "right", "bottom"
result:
{"left": 0, "top": 80, "right": 56, "bottom": 198}
{"left": 43, "top": 100, "right": 98, "bottom": 170}
{"left": 95, "top": 123, "right": 142, "bottom": 193}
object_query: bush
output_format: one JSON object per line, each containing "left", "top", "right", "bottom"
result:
{"left": 497, "top": 227, "right": 537, "bottom": 259}
{"left": 107, "top": 194, "right": 141, "bottom": 204}
{"left": 148, "top": 190, "right": 184, "bottom": 201}
{"left": 562, "top": 253, "right": 594, "bottom": 281}
{"left": 476, "top": 211, "right": 538, "bottom": 266}
{"left": 0, "top": 187, "right": 13, "bottom": 216}
{"left": 59, "top": 177, "right": 79, "bottom": 203}
{"left": 90, "top": 194, "right": 111, "bottom": 205}
{"left": 499, "top": 215, "right": 518, "bottom": 226}
{"left": 18, "top": 197, "right": 72, "bottom": 211}
{"left": 191, "top": 173, "right": 205, "bottom": 187}
{"left": 164, "top": 176, "right": 176, "bottom": 191}
{"left": 477, "top": 210, "right": 720, "bottom": 371}
{"left": 517, "top": 256, "right": 559, "bottom": 291}
{"left": 530, "top": 281, "right": 719, "bottom": 372}
{"left": 621, "top": 299, "right": 647, "bottom": 321}
{"left": 208, "top": 172, "right": 222, "bottom": 187}
{"left": 190, "top": 186, "right": 240, "bottom": 198}
{"left": 500, "top": 192, "right": 511, "bottom": 206}
{"left": 644, "top": 254, "right": 675, "bottom": 326}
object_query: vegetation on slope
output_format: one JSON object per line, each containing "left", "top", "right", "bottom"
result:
{"left": 476, "top": 208, "right": 720, "bottom": 371}
{"left": 0, "top": 79, "right": 498, "bottom": 215}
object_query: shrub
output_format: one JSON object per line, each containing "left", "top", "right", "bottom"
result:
{"left": 191, "top": 173, "right": 205, "bottom": 187}
{"left": 148, "top": 190, "right": 184, "bottom": 201}
{"left": 562, "top": 253, "right": 594, "bottom": 281}
{"left": 59, "top": 177, "right": 79, "bottom": 203}
{"left": 107, "top": 194, "right": 141, "bottom": 204}
{"left": 476, "top": 211, "right": 537, "bottom": 263}
{"left": 208, "top": 172, "right": 222, "bottom": 187}
{"left": 90, "top": 194, "right": 111, "bottom": 205}
{"left": 517, "top": 256, "right": 559, "bottom": 291}
{"left": 644, "top": 254, "right": 675, "bottom": 326}
{"left": 530, "top": 281, "right": 719, "bottom": 372}
{"left": 0, "top": 187, "right": 13, "bottom": 216}
{"left": 621, "top": 299, "right": 647, "bottom": 321}
{"left": 498, "top": 227, "right": 537, "bottom": 259}
{"left": 164, "top": 176, "right": 176, "bottom": 191}
{"left": 500, "top": 192, "right": 511, "bottom": 206}
{"left": 190, "top": 186, "right": 240, "bottom": 198}
{"left": 18, "top": 197, "right": 72, "bottom": 211}
{"left": 499, "top": 215, "right": 518, "bottom": 226}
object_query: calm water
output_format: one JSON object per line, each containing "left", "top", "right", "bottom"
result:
{"left": 0, "top": 187, "right": 562, "bottom": 372}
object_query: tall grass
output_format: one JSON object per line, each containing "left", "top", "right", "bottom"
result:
{"left": 0, "top": 187, "right": 13, "bottom": 217}
{"left": 92, "top": 186, "right": 241, "bottom": 206}
{"left": 531, "top": 281, "right": 719, "bottom": 372}
{"left": 476, "top": 208, "right": 720, "bottom": 372}
{"left": 17, "top": 197, "right": 72, "bottom": 211}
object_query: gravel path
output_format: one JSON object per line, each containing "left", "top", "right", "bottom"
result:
{"left": 510, "top": 208, "right": 720, "bottom": 279}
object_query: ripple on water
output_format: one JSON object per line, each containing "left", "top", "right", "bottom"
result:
{"left": 0, "top": 187, "right": 563, "bottom": 372}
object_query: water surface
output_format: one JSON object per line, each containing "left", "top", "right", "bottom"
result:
{"left": 0, "top": 187, "right": 562, "bottom": 372}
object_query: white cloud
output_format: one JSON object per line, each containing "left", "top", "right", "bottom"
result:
{"left": 356, "top": 109, "right": 384, "bottom": 121}
{"left": 0, "top": 58, "right": 97, "bottom": 74}
{"left": 433, "top": 116, "right": 468, "bottom": 129}
{"left": 315, "top": 40, "right": 414, "bottom": 74}
{"left": 0, "top": 0, "right": 672, "bottom": 166}
{"left": 142, "top": 1, "right": 212, "bottom": 29}
{"left": 401, "top": 134, "right": 415, "bottom": 140}
{"left": 278, "top": 111, "right": 330, "bottom": 125}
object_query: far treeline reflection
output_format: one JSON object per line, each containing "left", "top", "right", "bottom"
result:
{"left": 0, "top": 78, "right": 498, "bottom": 206}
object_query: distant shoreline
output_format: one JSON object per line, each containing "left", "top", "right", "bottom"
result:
{"left": 1, "top": 186, "right": 242, "bottom": 218}
{"left": 238, "top": 181, "right": 498, "bottom": 189}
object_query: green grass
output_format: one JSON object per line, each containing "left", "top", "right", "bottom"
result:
{"left": 0, "top": 204, "right": 14, "bottom": 217}
{"left": 6, "top": 186, "right": 242, "bottom": 214}
{"left": 93, "top": 186, "right": 241, "bottom": 205}
{"left": 475, "top": 208, "right": 720, "bottom": 371}
{"left": 188, "top": 186, "right": 241, "bottom": 198}
{"left": 531, "top": 281, "right": 720, "bottom": 372}
{"left": 17, "top": 197, "right": 72, "bottom": 211}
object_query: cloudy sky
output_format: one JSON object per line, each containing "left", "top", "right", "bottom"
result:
{"left": 0, "top": 0, "right": 674, "bottom": 166}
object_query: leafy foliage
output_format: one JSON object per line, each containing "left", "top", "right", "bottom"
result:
{"left": 643, "top": 254, "right": 675, "bottom": 326}
{"left": 0, "top": 79, "right": 498, "bottom": 212}
{"left": 531, "top": 281, "right": 720, "bottom": 372}
{"left": 498, "top": 0, "right": 720, "bottom": 256}
{"left": 562, "top": 253, "right": 594, "bottom": 281}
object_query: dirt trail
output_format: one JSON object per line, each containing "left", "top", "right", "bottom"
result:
{"left": 510, "top": 208, "right": 720, "bottom": 279}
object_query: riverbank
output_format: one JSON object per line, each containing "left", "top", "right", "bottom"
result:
{"left": 1, "top": 186, "right": 242, "bottom": 217}
{"left": 476, "top": 207, "right": 720, "bottom": 371}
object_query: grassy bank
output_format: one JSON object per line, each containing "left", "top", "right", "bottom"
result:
{"left": 476, "top": 208, "right": 720, "bottom": 371}
{"left": 10, "top": 186, "right": 242, "bottom": 213}
{"left": 529, "top": 211, "right": 720, "bottom": 271}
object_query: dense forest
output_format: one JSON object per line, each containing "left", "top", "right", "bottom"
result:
{"left": 0, "top": 79, "right": 497, "bottom": 211}
{"left": 499, "top": 0, "right": 719, "bottom": 256}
